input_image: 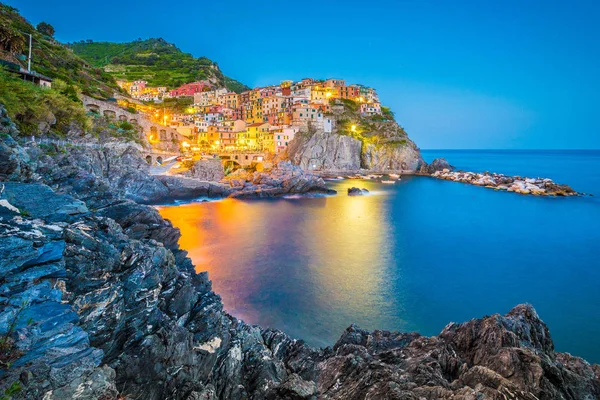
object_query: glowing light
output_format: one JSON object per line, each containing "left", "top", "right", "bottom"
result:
{"left": 215, "top": 140, "right": 220, "bottom": 145}
{"left": 351, "top": 125, "right": 357, "bottom": 132}
{"left": 182, "top": 141, "right": 190, "bottom": 147}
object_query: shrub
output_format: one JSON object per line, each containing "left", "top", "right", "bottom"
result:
{"left": 36, "top": 21, "right": 55, "bottom": 37}
{"left": 0, "top": 68, "right": 89, "bottom": 136}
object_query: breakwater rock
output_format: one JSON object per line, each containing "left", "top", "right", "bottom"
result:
{"left": 431, "top": 169, "right": 580, "bottom": 196}
{"left": 222, "top": 161, "right": 336, "bottom": 198}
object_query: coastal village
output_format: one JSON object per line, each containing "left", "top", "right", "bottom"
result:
{"left": 115, "top": 78, "right": 383, "bottom": 157}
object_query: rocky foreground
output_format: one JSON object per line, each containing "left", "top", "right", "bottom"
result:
{"left": 1, "top": 107, "right": 599, "bottom": 399}
{"left": 421, "top": 158, "right": 581, "bottom": 197}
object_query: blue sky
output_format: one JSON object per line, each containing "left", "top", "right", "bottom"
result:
{"left": 6, "top": 0, "right": 600, "bottom": 149}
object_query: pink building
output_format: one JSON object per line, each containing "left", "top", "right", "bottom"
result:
{"left": 169, "top": 81, "right": 212, "bottom": 97}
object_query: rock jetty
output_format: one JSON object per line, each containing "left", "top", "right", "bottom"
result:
{"left": 432, "top": 169, "right": 580, "bottom": 196}
{"left": 421, "top": 158, "right": 580, "bottom": 196}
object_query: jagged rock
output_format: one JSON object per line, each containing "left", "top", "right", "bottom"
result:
{"left": 224, "top": 162, "right": 336, "bottom": 198}
{"left": 362, "top": 140, "right": 424, "bottom": 172}
{"left": 429, "top": 169, "right": 580, "bottom": 196}
{"left": 287, "top": 132, "right": 362, "bottom": 171}
{"left": 419, "top": 157, "right": 455, "bottom": 174}
{"left": 182, "top": 159, "right": 225, "bottom": 181}
{"left": 1, "top": 182, "right": 88, "bottom": 220}
{"left": 347, "top": 187, "right": 369, "bottom": 196}
{"left": 287, "top": 131, "right": 424, "bottom": 173}
{"left": 157, "top": 175, "right": 227, "bottom": 201}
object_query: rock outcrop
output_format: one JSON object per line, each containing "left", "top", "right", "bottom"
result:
{"left": 287, "top": 132, "right": 362, "bottom": 171}
{"left": 431, "top": 170, "right": 581, "bottom": 196}
{"left": 317, "top": 305, "right": 600, "bottom": 399}
{"left": 222, "top": 161, "right": 336, "bottom": 198}
{"left": 182, "top": 159, "right": 225, "bottom": 182}
{"left": 347, "top": 187, "right": 369, "bottom": 196}
{"left": 361, "top": 139, "right": 423, "bottom": 172}
{"left": 287, "top": 132, "right": 425, "bottom": 174}
{"left": 418, "top": 157, "right": 455, "bottom": 174}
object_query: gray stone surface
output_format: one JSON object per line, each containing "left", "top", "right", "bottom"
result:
{"left": 1, "top": 104, "right": 598, "bottom": 400}
{"left": 183, "top": 159, "right": 225, "bottom": 181}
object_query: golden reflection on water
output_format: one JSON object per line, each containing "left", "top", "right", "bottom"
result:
{"left": 157, "top": 188, "right": 404, "bottom": 340}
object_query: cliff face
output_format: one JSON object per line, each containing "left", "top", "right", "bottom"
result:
{"left": 287, "top": 132, "right": 362, "bottom": 171}
{"left": 362, "top": 139, "right": 423, "bottom": 171}
{"left": 286, "top": 100, "right": 425, "bottom": 173}
{"left": 287, "top": 132, "right": 424, "bottom": 173}
{"left": 1, "top": 105, "right": 599, "bottom": 399}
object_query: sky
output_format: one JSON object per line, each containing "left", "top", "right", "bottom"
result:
{"left": 6, "top": 0, "right": 600, "bottom": 149}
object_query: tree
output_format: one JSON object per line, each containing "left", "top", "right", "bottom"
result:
{"left": 0, "top": 25, "right": 25, "bottom": 53}
{"left": 36, "top": 22, "right": 54, "bottom": 37}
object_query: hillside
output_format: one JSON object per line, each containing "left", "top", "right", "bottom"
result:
{"left": 69, "top": 38, "right": 250, "bottom": 93}
{"left": 0, "top": 3, "right": 119, "bottom": 99}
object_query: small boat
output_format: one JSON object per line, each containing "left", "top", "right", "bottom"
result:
{"left": 388, "top": 173, "right": 400, "bottom": 179}
{"left": 336, "top": 176, "right": 344, "bottom": 180}
{"left": 381, "top": 180, "right": 396, "bottom": 184}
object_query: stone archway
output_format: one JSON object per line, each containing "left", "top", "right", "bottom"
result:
{"left": 119, "top": 115, "right": 128, "bottom": 121}
{"left": 223, "top": 160, "right": 242, "bottom": 173}
{"left": 156, "top": 156, "right": 163, "bottom": 165}
{"left": 130, "top": 118, "right": 138, "bottom": 125}
{"left": 103, "top": 110, "right": 116, "bottom": 120}
{"left": 86, "top": 104, "right": 100, "bottom": 114}
{"left": 159, "top": 130, "right": 167, "bottom": 141}
{"left": 145, "top": 155, "right": 152, "bottom": 164}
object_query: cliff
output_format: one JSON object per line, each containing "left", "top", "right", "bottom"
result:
{"left": 286, "top": 100, "right": 425, "bottom": 174}
{"left": 1, "top": 104, "right": 600, "bottom": 399}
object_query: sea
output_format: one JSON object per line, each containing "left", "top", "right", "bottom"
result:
{"left": 157, "top": 150, "right": 600, "bottom": 363}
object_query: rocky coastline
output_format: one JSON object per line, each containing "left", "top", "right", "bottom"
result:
{"left": 421, "top": 158, "right": 582, "bottom": 196}
{"left": 1, "top": 105, "right": 599, "bottom": 399}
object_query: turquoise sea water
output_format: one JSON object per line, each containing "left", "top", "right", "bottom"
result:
{"left": 158, "top": 150, "right": 600, "bottom": 363}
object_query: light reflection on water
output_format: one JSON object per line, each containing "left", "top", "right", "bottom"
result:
{"left": 158, "top": 151, "right": 600, "bottom": 363}
{"left": 157, "top": 180, "right": 410, "bottom": 345}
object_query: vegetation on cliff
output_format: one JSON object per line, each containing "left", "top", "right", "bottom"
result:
{"left": 69, "top": 38, "right": 250, "bottom": 93}
{"left": 0, "top": 3, "right": 119, "bottom": 98}
{"left": 0, "top": 68, "right": 89, "bottom": 136}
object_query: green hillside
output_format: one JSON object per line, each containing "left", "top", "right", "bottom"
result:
{"left": 69, "top": 38, "right": 250, "bottom": 93}
{"left": 0, "top": 3, "right": 119, "bottom": 98}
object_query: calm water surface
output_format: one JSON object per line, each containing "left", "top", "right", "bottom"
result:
{"left": 158, "top": 150, "right": 600, "bottom": 362}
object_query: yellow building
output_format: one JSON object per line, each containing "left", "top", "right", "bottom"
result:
{"left": 206, "top": 126, "right": 221, "bottom": 149}
{"left": 243, "top": 122, "right": 270, "bottom": 150}
{"left": 311, "top": 85, "right": 337, "bottom": 103}
{"left": 249, "top": 89, "right": 261, "bottom": 102}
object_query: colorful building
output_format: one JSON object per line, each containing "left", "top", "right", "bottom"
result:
{"left": 169, "top": 81, "right": 212, "bottom": 98}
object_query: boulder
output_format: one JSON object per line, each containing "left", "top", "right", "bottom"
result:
{"left": 347, "top": 187, "right": 369, "bottom": 196}
{"left": 419, "top": 157, "right": 455, "bottom": 175}
{"left": 224, "top": 162, "right": 336, "bottom": 198}
{"left": 183, "top": 159, "right": 225, "bottom": 181}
